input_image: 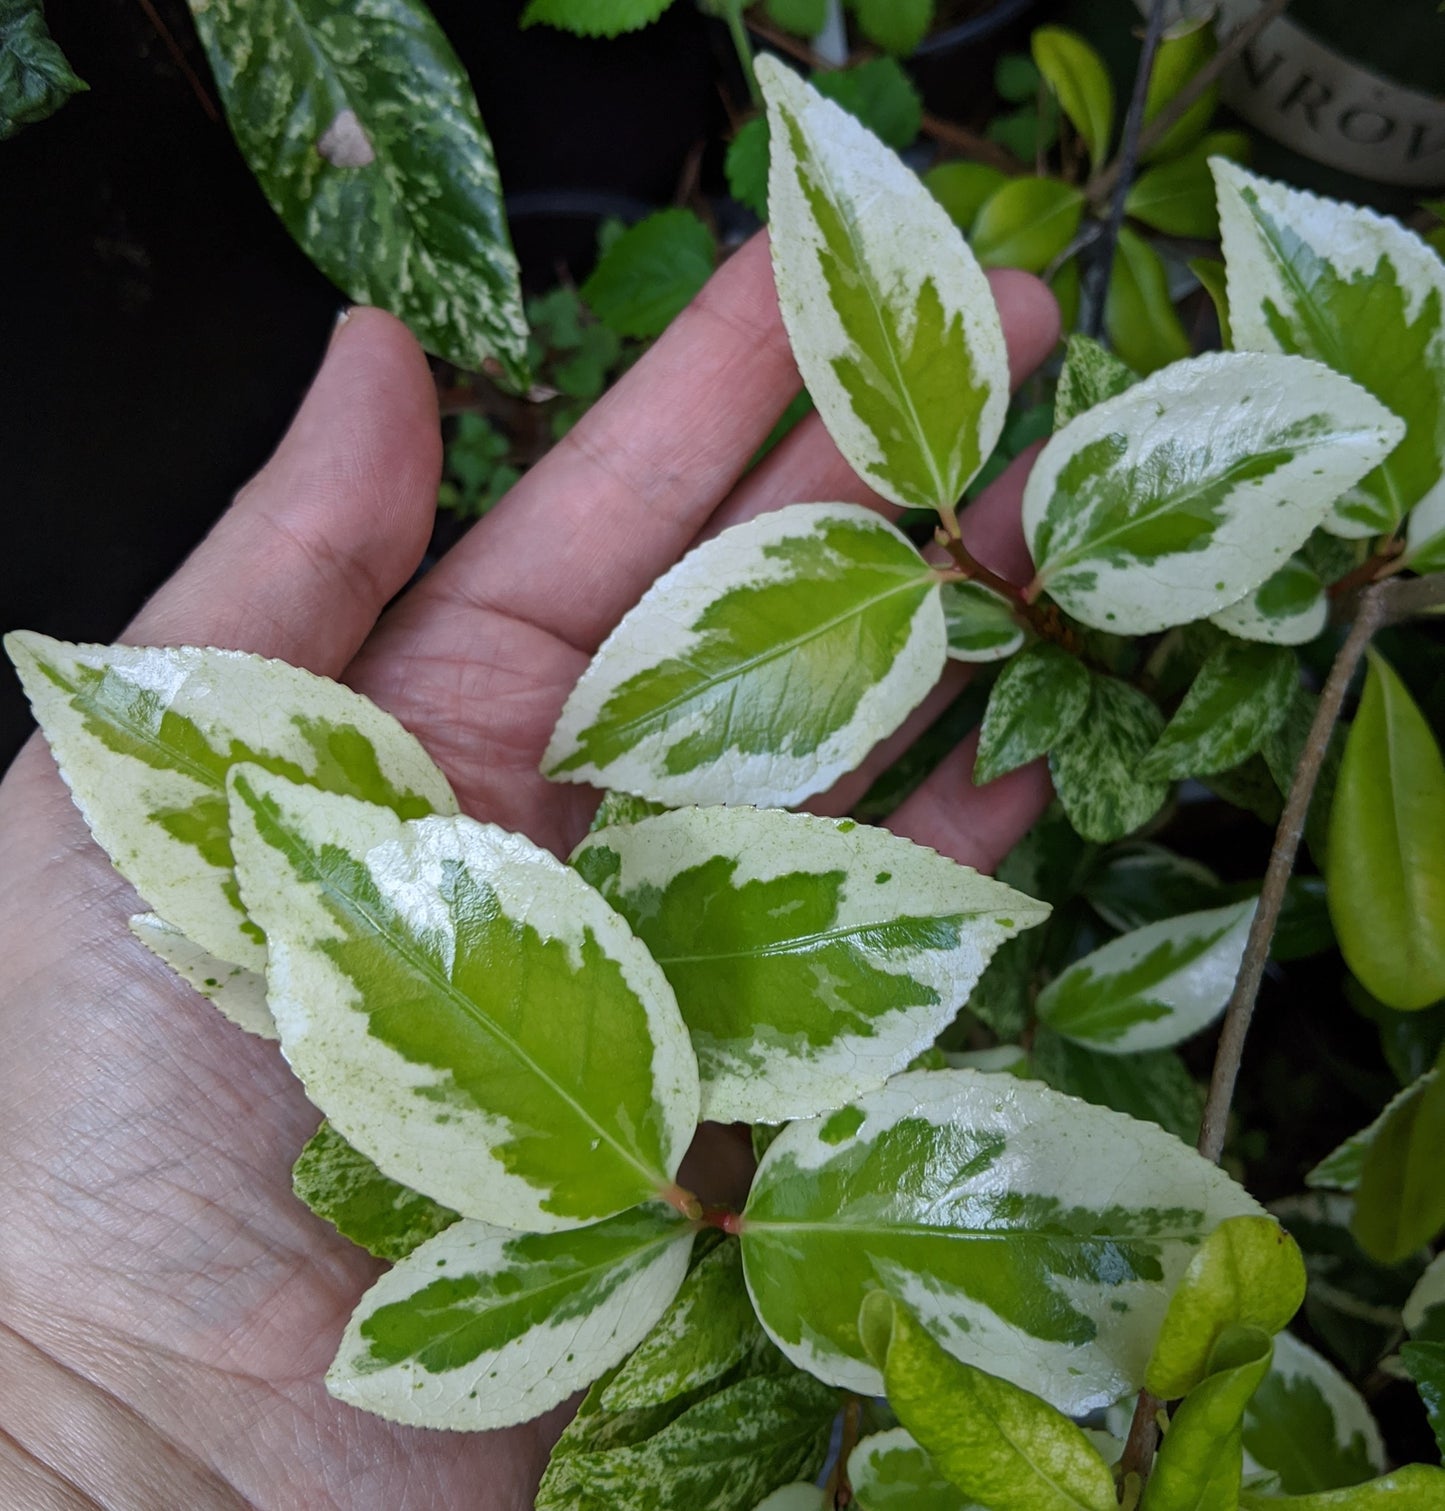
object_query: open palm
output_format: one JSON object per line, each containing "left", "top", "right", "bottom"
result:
{"left": 0, "top": 239, "right": 1057, "bottom": 1508}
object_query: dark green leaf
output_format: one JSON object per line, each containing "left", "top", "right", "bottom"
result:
{"left": 1031, "top": 1029, "right": 1202, "bottom": 1143}
{"left": 813, "top": 57, "right": 921, "bottom": 150}
{"left": 1084, "top": 842, "right": 1222, "bottom": 932}
{"left": 851, "top": 0, "right": 932, "bottom": 56}
{"left": 1400, "top": 1340, "right": 1445, "bottom": 1455}
{"left": 0, "top": 0, "right": 85, "bottom": 140}
{"left": 765, "top": 0, "right": 827, "bottom": 35}
{"left": 1050, "top": 673, "right": 1170, "bottom": 843}
{"left": 974, "top": 643, "right": 1091, "bottom": 786}
{"left": 1352, "top": 1066, "right": 1445, "bottom": 1263}
{"left": 522, "top": 0, "right": 676, "bottom": 37}
{"left": 726, "top": 115, "right": 770, "bottom": 218}
{"left": 994, "top": 54, "right": 1039, "bottom": 104}
{"left": 1262, "top": 686, "right": 1344, "bottom": 867}
{"left": 581, "top": 209, "right": 715, "bottom": 339}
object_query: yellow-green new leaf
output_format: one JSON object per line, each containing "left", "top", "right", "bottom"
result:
{"left": 572, "top": 806, "right": 1046, "bottom": 1123}
{"left": 1022, "top": 353, "right": 1403, "bottom": 635}
{"left": 1214, "top": 160, "right": 1443, "bottom": 543}
{"left": 1351, "top": 1065, "right": 1445, "bottom": 1263}
{"left": 1240, "top": 1467, "right": 1445, "bottom": 1511}
{"left": 741, "top": 1069, "right": 1263, "bottom": 1413}
{"left": 1105, "top": 228, "right": 1192, "bottom": 375}
{"left": 1142, "top": 13, "right": 1219, "bottom": 163}
{"left": 1147, "top": 1216, "right": 1306, "bottom": 1400}
{"left": 544, "top": 503, "right": 946, "bottom": 808}
{"left": 1327, "top": 653, "right": 1445, "bottom": 1011}
{"left": 1032, "top": 27, "right": 1113, "bottom": 171}
{"left": 1210, "top": 558, "right": 1328, "bottom": 647}
{"left": 849, "top": 1428, "right": 972, "bottom": 1511}
{"left": 971, "top": 177, "right": 1085, "bottom": 275}
{"left": 1127, "top": 133, "right": 1250, "bottom": 240}
{"left": 925, "top": 160, "right": 1009, "bottom": 232}
{"left": 4, "top": 634, "right": 457, "bottom": 977}
{"left": 759, "top": 56, "right": 1009, "bottom": 515}
{"left": 860, "top": 1293, "right": 1115, "bottom": 1511}
{"left": 128, "top": 911, "right": 273, "bottom": 1038}
{"left": 328, "top": 1205, "right": 693, "bottom": 1429}
{"left": 227, "top": 768, "right": 699, "bottom": 1232}
{"left": 1307, "top": 1071, "right": 1439, "bottom": 1193}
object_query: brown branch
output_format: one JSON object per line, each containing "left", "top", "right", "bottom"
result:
{"left": 133, "top": 0, "right": 221, "bottom": 124}
{"left": 823, "top": 1396, "right": 864, "bottom": 1507}
{"left": 1118, "top": 1390, "right": 1163, "bottom": 1498}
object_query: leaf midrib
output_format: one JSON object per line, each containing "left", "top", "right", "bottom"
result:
{"left": 656, "top": 910, "right": 976, "bottom": 967}
{"left": 745, "top": 1219, "right": 1197, "bottom": 1244}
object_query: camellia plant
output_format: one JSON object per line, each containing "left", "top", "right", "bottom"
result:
{"left": 9, "top": 56, "right": 1445, "bottom": 1511}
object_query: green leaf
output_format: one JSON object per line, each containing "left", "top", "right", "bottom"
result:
{"left": 1191, "top": 256, "right": 1233, "bottom": 350}
{"left": 1239, "top": 1467, "right": 1445, "bottom": 1510}
{"left": 1049, "top": 674, "right": 1170, "bottom": 842}
{"left": 1214, "top": 160, "right": 1444, "bottom": 545}
{"left": 1262, "top": 686, "right": 1344, "bottom": 868}
{"left": 521, "top": 0, "right": 675, "bottom": 37}
{"left": 1146, "top": 1216, "right": 1306, "bottom": 1399}
{"left": 292, "top": 1120, "right": 458, "bottom": 1262}
{"left": 1240, "top": 1331, "right": 1385, "bottom": 1495}
{"left": 727, "top": 116, "right": 771, "bottom": 219}
{"left": 974, "top": 643, "right": 1091, "bottom": 787}
{"left": 940, "top": 580, "right": 1025, "bottom": 662}
{"left": 1405, "top": 1252, "right": 1445, "bottom": 1343}
{"left": 1030, "top": 1030, "right": 1203, "bottom": 1144}
{"left": 754, "top": 1487, "right": 829, "bottom": 1511}
{"left": 1400, "top": 1340, "right": 1445, "bottom": 1456}
{"left": 572, "top": 806, "right": 1047, "bottom": 1122}
{"left": 1306, "top": 1071, "right": 1439, "bottom": 1193}
{"left": 580, "top": 209, "right": 715, "bottom": 339}
{"left": 187, "top": 0, "right": 529, "bottom": 385}
{"left": 1083, "top": 842, "right": 1221, "bottom": 932}
{"left": 1209, "top": 557, "right": 1328, "bottom": 647}
{"left": 849, "top": 1427, "right": 972, "bottom": 1511}
{"left": 851, "top": 0, "right": 932, "bottom": 56}
{"left": 3, "top": 634, "right": 457, "bottom": 989}
{"left": 1023, "top": 352, "right": 1403, "bottom": 635}
{"left": 589, "top": 790, "right": 669, "bottom": 833}
{"left": 1031, "top": 26, "right": 1113, "bottom": 171}
{"left": 1141, "top": 13, "right": 1219, "bottom": 163}
{"left": 1351, "top": 1064, "right": 1445, "bottom": 1263}
{"left": 226, "top": 768, "right": 699, "bottom": 1231}
{"left": 994, "top": 53, "right": 1039, "bottom": 105}
{"left": 765, "top": 0, "right": 827, "bottom": 36}
{"left": 924, "top": 161, "right": 1009, "bottom": 233}
{"left": 740, "top": 1067, "right": 1264, "bottom": 1413}
{"left": 0, "top": 0, "right": 85, "bottom": 140}
{"left": 1126, "top": 132, "right": 1250, "bottom": 240}
{"left": 758, "top": 56, "right": 1010, "bottom": 515}
{"left": 328, "top": 1204, "right": 693, "bottom": 1429}
{"left": 544, "top": 503, "right": 946, "bottom": 808}
{"left": 859, "top": 1293, "right": 1116, "bottom": 1511}
{"left": 1105, "top": 227, "right": 1192, "bottom": 376}
{"left": 1327, "top": 653, "right": 1445, "bottom": 1011}
{"left": 971, "top": 177, "right": 1085, "bottom": 275}
{"left": 1036, "top": 900, "right": 1255, "bottom": 1055}
{"left": 127, "top": 912, "right": 271, "bottom": 1038}
{"left": 812, "top": 58, "right": 922, "bottom": 151}
{"left": 1140, "top": 643, "right": 1299, "bottom": 781}
{"left": 1054, "top": 334, "right": 1139, "bottom": 431}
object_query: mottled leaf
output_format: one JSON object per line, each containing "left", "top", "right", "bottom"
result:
{"left": 971, "top": 177, "right": 1085, "bottom": 275}
{"left": 544, "top": 503, "right": 945, "bottom": 808}
{"left": 1054, "top": 334, "right": 1138, "bottom": 431}
{"left": 754, "top": 1486, "right": 829, "bottom": 1511}
{"left": 581, "top": 208, "right": 715, "bottom": 338}
{"left": 849, "top": 1428, "right": 971, "bottom": 1511}
{"left": 1049, "top": 674, "right": 1170, "bottom": 842}
{"left": 1030, "top": 1030, "right": 1203, "bottom": 1144}
{"left": 1031, "top": 26, "right": 1113, "bottom": 171}
{"left": 227, "top": 768, "right": 699, "bottom": 1231}
{"left": 1082, "top": 842, "right": 1222, "bottom": 932}
{"left": 0, "top": 0, "right": 85, "bottom": 139}
{"left": 1404, "top": 1253, "right": 1445, "bottom": 1343}
{"left": 128, "top": 912, "right": 272, "bottom": 1038}
{"left": 1210, "top": 557, "right": 1328, "bottom": 647}
{"left": 940, "top": 579, "right": 1025, "bottom": 662}
{"left": 1306, "top": 1071, "right": 1439, "bottom": 1193}
{"left": 521, "top": 0, "right": 675, "bottom": 38}
{"left": 1351, "top": 1064, "right": 1445, "bottom": 1263}
{"left": 974, "top": 643, "right": 1091, "bottom": 787}
{"left": 1105, "top": 228, "right": 1192, "bottom": 375}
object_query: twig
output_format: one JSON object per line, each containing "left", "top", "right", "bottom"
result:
{"left": 133, "top": 0, "right": 221, "bottom": 124}
{"left": 823, "top": 1396, "right": 864, "bottom": 1507}
{"left": 1082, "top": 0, "right": 1170, "bottom": 339}
{"left": 1119, "top": 1391, "right": 1163, "bottom": 1498}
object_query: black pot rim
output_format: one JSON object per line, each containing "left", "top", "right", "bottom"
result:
{"left": 913, "top": 0, "right": 1037, "bottom": 57}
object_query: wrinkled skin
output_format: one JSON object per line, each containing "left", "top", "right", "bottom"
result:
{"left": 0, "top": 239, "right": 1057, "bottom": 1508}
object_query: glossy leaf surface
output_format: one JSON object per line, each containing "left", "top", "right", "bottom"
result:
{"left": 1031, "top": 26, "right": 1113, "bottom": 170}
{"left": 1105, "top": 227, "right": 1192, "bottom": 375}
{"left": 971, "top": 177, "right": 1085, "bottom": 275}
{"left": 849, "top": 1429, "right": 970, "bottom": 1511}
{"left": 0, "top": 0, "right": 86, "bottom": 139}
{"left": 1030, "top": 1031, "right": 1203, "bottom": 1144}
{"left": 939, "top": 580, "right": 1025, "bottom": 662}
{"left": 1210, "top": 557, "right": 1328, "bottom": 646}
{"left": 1351, "top": 1065, "right": 1445, "bottom": 1263}
{"left": 1306, "top": 1071, "right": 1439, "bottom": 1193}
{"left": 1050, "top": 674, "right": 1170, "bottom": 842}
{"left": 974, "top": 643, "right": 1091, "bottom": 787}
{"left": 1054, "top": 334, "right": 1137, "bottom": 431}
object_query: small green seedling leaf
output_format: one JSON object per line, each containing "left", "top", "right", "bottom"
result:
{"left": 1351, "top": 1065, "right": 1445, "bottom": 1263}
{"left": 1023, "top": 352, "right": 1403, "bottom": 635}
{"left": 544, "top": 503, "right": 946, "bottom": 808}
{"left": 581, "top": 208, "right": 715, "bottom": 338}
{"left": 1049, "top": 674, "right": 1170, "bottom": 842}
{"left": 1307, "top": 1071, "right": 1439, "bottom": 1193}
{"left": 924, "top": 160, "right": 1009, "bottom": 232}
{"left": 1054, "top": 334, "right": 1138, "bottom": 431}
{"left": 0, "top": 0, "right": 87, "bottom": 139}
{"left": 1141, "top": 12, "right": 1219, "bottom": 162}
{"left": 741, "top": 1068, "right": 1263, "bottom": 1414}
{"left": 848, "top": 1427, "right": 972, "bottom": 1511}
{"left": 1031, "top": 26, "right": 1113, "bottom": 171}
{"left": 227, "top": 768, "right": 699, "bottom": 1232}
{"left": 1037, "top": 900, "right": 1255, "bottom": 1056}
{"left": 971, "top": 177, "right": 1085, "bottom": 275}
{"left": 521, "top": 0, "right": 675, "bottom": 37}
{"left": 573, "top": 805, "right": 1046, "bottom": 1122}
{"left": 1210, "top": 557, "right": 1328, "bottom": 646}
{"left": 1146, "top": 1216, "right": 1306, "bottom": 1399}
{"left": 974, "top": 643, "right": 1091, "bottom": 787}
{"left": 851, "top": 0, "right": 931, "bottom": 56}
{"left": 1327, "top": 653, "right": 1445, "bottom": 1012}
{"left": 940, "top": 579, "right": 1025, "bottom": 662}
{"left": 1105, "top": 227, "right": 1192, "bottom": 375}
{"left": 859, "top": 1292, "right": 1116, "bottom": 1511}
{"left": 759, "top": 55, "right": 1009, "bottom": 515}
{"left": 128, "top": 912, "right": 272, "bottom": 1038}
{"left": 327, "top": 1204, "right": 693, "bottom": 1429}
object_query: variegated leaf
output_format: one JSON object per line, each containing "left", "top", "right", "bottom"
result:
{"left": 1239, "top": 1468, "right": 1445, "bottom": 1510}
{"left": 1209, "top": 557, "right": 1329, "bottom": 646}
{"left": 758, "top": 56, "right": 1008, "bottom": 518}
{"left": 188, "top": 0, "right": 529, "bottom": 384}
{"left": 1213, "top": 159, "right": 1444, "bottom": 545}
{"left": 5, "top": 634, "right": 457, "bottom": 975}
{"left": 1405, "top": 1253, "right": 1445, "bottom": 1342}
{"left": 227, "top": 768, "right": 699, "bottom": 1231}
{"left": 974, "top": 642, "right": 1090, "bottom": 787}
{"left": 940, "top": 580, "right": 1025, "bottom": 662}
{"left": 1307, "top": 1072, "right": 1440, "bottom": 1193}
{"left": 1036, "top": 901, "right": 1255, "bottom": 1055}
{"left": 328, "top": 1205, "right": 693, "bottom": 1429}
{"left": 1022, "top": 353, "right": 1403, "bottom": 634}
{"left": 849, "top": 1428, "right": 972, "bottom": 1511}
{"left": 753, "top": 1487, "right": 829, "bottom": 1511}
{"left": 740, "top": 1068, "right": 1263, "bottom": 1414}
{"left": 571, "top": 807, "right": 1048, "bottom": 1122}
{"left": 1053, "top": 334, "right": 1138, "bottom": 431}
{"left": 544, "top": 504, "right": 945, "bottom": 808}
{"left": 1049, "top": 674, "right": 1170, "bottom": 843}
{"left": 128, "top": 912, "right": 273, "bottom": 1038}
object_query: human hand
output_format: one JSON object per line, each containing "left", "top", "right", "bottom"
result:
{"left": 0, "top": 237, "right": 1057, "bottom": 1508}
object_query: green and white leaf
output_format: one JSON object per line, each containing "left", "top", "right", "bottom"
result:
{"left": 4, "top": 634, "right": 457, "bottom": 975}
{"left": 974, "top": 643, "right": 1090, "bottom": 787}
{"left": 1054, "top": 334, "right": 1138, "bottom": 431}
{"left": 1213, "top": 160, "right": 1444, "bottom": 543}
{"left": 754, "top": 1486, "right": 830, "bottom": 1511}
{"left": 940, "top": 579, "right": 1024, "bottom": 662}
{"left": 1029, "top": 1031, "right": 1203, "bottom": 1145}
{"left": 1140, "top": 642, "right": 1298, "bottom": 782}
{"left": 187, "top": 0, "right": 528, "bottom": 384}
{"left": 1404, "top": 1253, "right": 1445, "bottom": 1342}
{"left": 328, "top": 1204, "right": 693, "bottom": 1429}
{"left": 1404, "top": 1254, "right": 1445, "bottom": 1453}
{"left": 1083, "top": 842, "right": 1222, "bottom": 932}
{"left": 1209, "top": 557, "right": 1328, "bottom": 647}
{"left": 758, "top": 56, "right": 1008, "bottom": 514}
{"left": 544, "top": 503, "right": 945, "bottom": 808}
{"left": 1307, "top": 1071, "right": 1439, "bottom": 1193}
{"left": 1241, "top": 1331, "right": 1385, "bottom": 1494}
{"left": 1031, "top": 26, "right": 1113, "bottom": 172}
{"left": 741, "top": 1068, "right": 1263, "bottom": 1413}
{"left": 1239, "top": 1467, "right": 1445, "bottom": 1510}
{"left": 128, "top": 911, "right": 273, "bottom": 1038}
{"left": 574, "top": 806, "right": 1045, "bottom": 1122}
{"left": 227, "top": 768, "right": 699, "bottom": 1231}
{"left": 811, "top": 57, "right": 922, "bottom": 152}
{"left": 291, "top": 1120, "right": 458, "bottom": 1262}
{"left": 860, "top": 1292, "right": 1115, "bottom": 1511}
{"left": 849, "top": 1428, "right": 972, "bottom": 1511}
{"left": 1050, "top": 674, "right": 1170, "bottom": 843}
{"left": 1037, "top": 900, "right": 1254, "bottom": 1054}
{"left": 1022, "top": 352, "right": 1404, "bottom": 634}
{"left": 0, "top": 0, "right": 86, "bottom": 140}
